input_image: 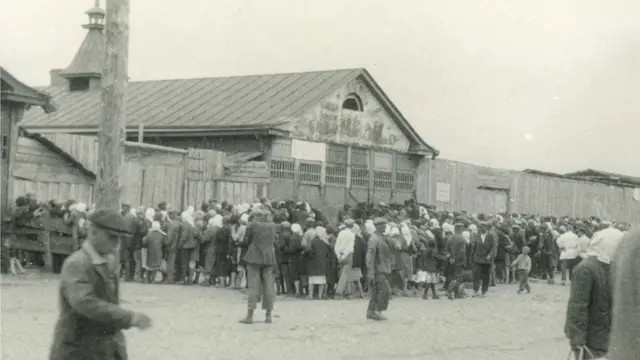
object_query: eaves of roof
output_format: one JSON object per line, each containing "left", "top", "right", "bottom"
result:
{"left": 1, "top": 67, "right": 58, "bottom": 113}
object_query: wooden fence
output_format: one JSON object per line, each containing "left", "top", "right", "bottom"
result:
{"left": 415, "top": 158, "right": 640, "bottom": 223}
{"left": 24, "top": 134, "right": 270, "bottom": 211}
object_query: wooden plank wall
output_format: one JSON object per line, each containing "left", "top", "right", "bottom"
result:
{"left": 415, "top": 158, "right": 640, "bottom": 222}
{"left": 184, "top": 148, "right": 224, "bottom": 207}
{"left": 184, "top": 148, "right": 269, "bottom": 207}
{"left": 11, "top": 136, "right": 93, "bottom": 203}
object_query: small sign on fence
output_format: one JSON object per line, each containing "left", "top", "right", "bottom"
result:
{"left": 436, "top": 182, "right": 451, "bottom": 203}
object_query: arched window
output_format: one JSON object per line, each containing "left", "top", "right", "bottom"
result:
{"left": 342, "top": 93, "right": 363, "bottom": 112}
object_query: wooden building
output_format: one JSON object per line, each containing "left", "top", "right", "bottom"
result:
{"left": 1, "top": 67, "right": 58, "bottom": 221}
{"left": 20, "top": 3, "right": 438, "bottom": 220}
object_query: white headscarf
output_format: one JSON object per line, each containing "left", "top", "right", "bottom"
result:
{"left": 364, "top": 220, "right": 376, "bottom": 235}
{"left": 239, "top": 213, "right": 250, "bottom": 225}
{"left": 150, "top": 220, "right": 166, "bottom": 235}
{"left": 419, "top": 206, "right": 430, "bottom": 220}
{"left": 208, "top": 214, "right": 223, "bottom": 228}
{"left": 588, "top": 227, "right": 624, "bottom": 264}
{"left": 462, "top": 231, "right": 471, "bottom": 244}
{"left": 315, "top": 226, "right": 329, "bottom": 244}
{"left": 76, "top": 203, "right": 88, "bottom": 214}
{"left": 145, "top": 207, "right": 156, "bottom": 223}
{"left": 468, "top": 224, "right": 478, "bottom": 234}
{"left": 351, "top": 223, "right": 362, "bottom": 237}
{"left": 291, "top": 223, "right": 303, "bottom": 236}
{"left": 400, "top": 221, "right": 413, "bottom": 245}
{"left": 181, "top": 211, "right": 195, "bottom": 227}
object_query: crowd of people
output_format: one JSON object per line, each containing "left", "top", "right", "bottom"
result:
{"left": 41, "top": 198, "right": 631, "bottom": 302}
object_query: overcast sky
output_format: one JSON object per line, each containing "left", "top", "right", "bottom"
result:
{"left": 1, "top": 0, "right": 638, "bottom": 176}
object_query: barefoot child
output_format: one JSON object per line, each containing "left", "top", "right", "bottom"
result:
{"left": 511, "top": 246, "right": 532, "bottom": 294}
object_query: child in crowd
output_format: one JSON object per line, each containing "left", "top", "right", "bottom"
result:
{"left": 511, "top": 246, "right": 532, "bottom": 294}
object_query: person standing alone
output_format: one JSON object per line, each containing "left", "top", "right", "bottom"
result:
{"left": 239, "top": 207, "right": 278, "bottom": 324}
{"left": 49, "top": 208, "right": 152, "bottom": 360}
{"left": 365, "top": 217, "right": 393, "bottom": 321}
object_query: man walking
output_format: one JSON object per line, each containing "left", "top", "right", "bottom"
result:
{"left": 471, "top": 222, "right": 497, "bottom": 297}
{"left": 366, "top": 217, "right": 393, "bottom": 321}
{"left": 49, "top": 208, "right": 152, "bottom": 360}
{"left": 240, "top": 207, "right": 278, "bottom": 324}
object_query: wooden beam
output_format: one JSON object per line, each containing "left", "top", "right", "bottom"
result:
{"left": 94, "top": 0, "right": 130, "bottom": 210}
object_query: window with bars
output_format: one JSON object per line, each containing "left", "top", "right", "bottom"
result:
{"left": 325, "top": 165, "right": 347, "bottom": 185}
{"left": 1, "top": 135, "right": 8, "bottom": 160}
{"left": 373, "top": 170, "right": 392, "bottom": 189}
{"left": 270, "top": 159, "right": 295, "bottom": 179}
{"left": 395, "top": 171, "right": 414, "bottom": 191}
{"left": 299, "top": 162, "right": 322, "bottom": 183}
{"left": 351, "top": 167, "right": 370, "bottom": 188}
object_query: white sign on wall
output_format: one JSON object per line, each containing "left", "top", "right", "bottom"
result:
{"left": 436, "top": 182, "right": 451, "bottom": 203}
{"left": 291, "top": 139, "right": 326, "bottom": 162}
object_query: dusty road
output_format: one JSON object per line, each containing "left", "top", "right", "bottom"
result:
{"left": 1, "top": 274, "right": 571, "bottom": 360}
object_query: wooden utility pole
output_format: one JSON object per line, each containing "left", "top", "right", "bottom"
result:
{"left": 95, "top": 0, "right": 130, "bottom": 210}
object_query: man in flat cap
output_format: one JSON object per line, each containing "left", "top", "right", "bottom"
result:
{"left": 50, "top": 208, "right": 152, "bottom": 360}
{"left": 471, "top": 222, "right": 497, "bottom": 297}
{"left": 365, "top": 217, "right": 394, "bottom": 321}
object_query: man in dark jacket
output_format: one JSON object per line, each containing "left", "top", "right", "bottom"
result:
{"left": 49, "top": 209, "right": 152, "bottom": 360}
{"left": 366, "top": 217, "right": 393, "bottom": 321}
{"left": 539, "top": 224, "right": 556, "bottom": 283}
{"left": 471, "top": 222, "right": 497, "bottom": 297}
{"left": 240, "top": 207, "right": 277, "bottom": 324}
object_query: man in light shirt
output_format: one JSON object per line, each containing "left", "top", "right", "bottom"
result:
{"left": 556, "top": 224, "right": 580, "bottom": 285}
{"left": 334, "top": 218, "right": 356, "bottom": 298}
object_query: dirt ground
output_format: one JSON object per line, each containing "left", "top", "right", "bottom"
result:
{"left": 1, "top": 273, "right": 571, "bottom": 360}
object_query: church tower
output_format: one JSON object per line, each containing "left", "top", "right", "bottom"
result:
{"left": 51, "top": 1, "right": 106, "bottom": 91}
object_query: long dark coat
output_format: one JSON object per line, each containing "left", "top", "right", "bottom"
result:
{"left": 200, "top": 226, "right": 218, "bottom": 274}
{"left": 50, "top": 245, "right": 132, "bottom": 360}
{"left": 307, "top": 238, "right": 331, "bottom": 277}
{"left": 142, "top": 230, "right": 164, "bottom": 270}
{"left": 211, "top": 226, "right": 232, "bottom": 276}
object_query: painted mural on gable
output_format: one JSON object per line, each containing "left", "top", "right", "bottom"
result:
{"left": 287, "top": 78, "right": 411, "bottom": 152}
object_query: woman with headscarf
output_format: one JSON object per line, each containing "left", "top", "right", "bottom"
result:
{"left": 285, "top": 223, "right": 304, "bottom": 297}
{"left": 565, "top": 225, "right": 624, "bottom": 359}
{"left": 178, "top": 209, "right": 198, "bottom": 285}
{"left": 201, "top": 214, "right": 222, "bottom": 286}
{"left": 306, "top": 226, "right": 332, "bottom": 300}
{"left": 609, "top": 226, "right": 640, "bottom": 360}
{"left": 143, "top": 221, "right": 166, "bottom": 283}
{"left": 211, "top": 216, "right": 232, "bottom": 287}
{"left": 298, "top": 218, "right": 316, "bottom": 297}
{"left": 141, "top": 207, "right": 156, "bottom": 276}
{"left": 231, "top": 213, "right": 248, "bottom": 289}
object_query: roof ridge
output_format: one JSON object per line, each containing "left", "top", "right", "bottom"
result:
{"left": 121, "top": 67, "right": 364, "bottom": 84}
